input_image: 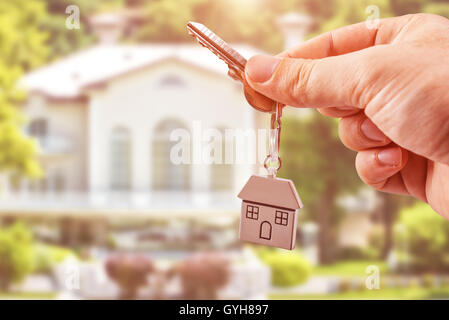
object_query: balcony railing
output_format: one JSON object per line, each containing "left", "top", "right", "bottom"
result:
{"left": 0, "top": 190, "right": 241, "bottom": 215}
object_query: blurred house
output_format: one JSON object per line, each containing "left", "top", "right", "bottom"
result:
{"left": 0, "top": 12, "right": 263, "bottom": 246}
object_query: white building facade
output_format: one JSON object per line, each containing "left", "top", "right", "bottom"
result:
{"left": 11, "top": 44, "right": 263, "bottom": 212}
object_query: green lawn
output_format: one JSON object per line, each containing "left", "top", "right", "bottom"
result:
{"left": 313, "top": 260, "right": 388, "bottom": 277}
{"left": 0, "top": 292, "right": 57, "bottom": 300}
{"left": 270, "top": 259, "right": 449, "bottom": 300}
{"left": 270, "top": 287, "right": 449, "bottom": 300}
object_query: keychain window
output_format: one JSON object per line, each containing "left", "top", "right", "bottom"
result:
{"left": 275, "top": 211, "right": 288, "bottom": 226}
{"left": 246, "top": 205, "right": 259, "bottom": 220}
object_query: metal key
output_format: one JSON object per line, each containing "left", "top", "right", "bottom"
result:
{"left": 187, "top": 21, "right": 280, "bottom": 112}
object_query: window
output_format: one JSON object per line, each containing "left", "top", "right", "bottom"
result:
{"left": 29, "top": 178, "right": 48, "bottom": 193}
{"left": 275, "top": 210, "right": 288, "bottom": 226}
{"left": 53, "top": 170, "right": 66, "bottom": 193}
{"left": 152, "top": 119, "right": 190, "bottom": 190}
{"left": 159, "top": 74, "right": 185, "bottom": 87}
{"left": 29, "top": 118, "right": 48, "bottom": 143}
{"left": 110, "top": 127, "right": 132, "bottom": 190}
{"left": 246, "top": 205, "right": 259, "bottom": 220}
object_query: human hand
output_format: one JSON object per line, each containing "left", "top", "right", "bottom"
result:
{"left": 244, "top": 14, "right": 449, "bottom": 219}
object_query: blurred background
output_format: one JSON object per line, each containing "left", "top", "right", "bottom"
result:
{"left": 1, "top": 0, "right": 449, "bottom": 300}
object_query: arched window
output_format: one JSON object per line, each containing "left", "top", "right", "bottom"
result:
{"left": 110, "top": 127, "right": 132, "bottom": 190}
{"left": 211, "top": 127, "right": 233, "bottom": 191}
{"left": 152, "top": 119, "right": 190, "bottom": 191}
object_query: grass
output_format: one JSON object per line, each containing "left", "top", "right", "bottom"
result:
{"left": 313, "top": 260, "right": 388, "bottom": 277}
{"left": 270, "top": 259, "right": 449, "bottom": 300}
{"left": 0, "top": 292, "right": 57, "bottom": 300}
{"left": 270, "top": 287, "right": 449, "bottom": 300}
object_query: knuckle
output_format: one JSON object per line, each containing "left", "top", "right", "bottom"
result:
{"left": 353, "top": 49, "right": 387, "bottom": 107}
{"left": 411, "top": 13, "right": 437, "bottom": 22}
{"left": 287, "top": 59, "right": 316, "bottom": 106}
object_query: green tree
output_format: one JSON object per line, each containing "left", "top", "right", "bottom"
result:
{"left": 0, "top": 0, "right": 49, "bottom": 181}
{"left": 132, "top": 0, "right": 280, "bottom": 52}
{"left": 279, "top": 113, "right": 362, "bottom": 264}
{"left": 422, "top": 1, "right": 449, "bottom": 19}
{"left": 376, "top": 193, "right": 416, "bottom": 259}
{"left": 41, "top": 0, "right": 123, "bottom": 60}
{"left": 0, "top": 222, "right": 34, "bottom": 291}
{"left": 131, "top": 0, "right": 331, "bottom": 53}
{"left": 395, "top": 203, "right": 449, "bottom": 272}
{"left": 320, "top": 0, "right": 393, "bottom": 33}
{"left": 390, "top": 0, "right": 425, "bottom": 16}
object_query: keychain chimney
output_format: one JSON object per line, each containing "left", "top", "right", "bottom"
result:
{"left": 277, "top": 13, "right": 313, "bottom": 50}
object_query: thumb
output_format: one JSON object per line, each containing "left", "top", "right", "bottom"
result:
{"left": 245, "top": 54, "right": 369, "bottom": 109}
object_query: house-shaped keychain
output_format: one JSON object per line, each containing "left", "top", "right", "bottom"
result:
{"left": 238, "top": 175, "right": 303, "bottom": 250}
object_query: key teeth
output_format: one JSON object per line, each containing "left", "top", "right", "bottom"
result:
{"left": 187, "top": 24, "right": 244, "bottom": 83}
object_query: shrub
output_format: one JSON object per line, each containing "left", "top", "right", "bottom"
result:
{"left": 32, "top": 244, "right": 75, "bottom": 274}
{"left": 334, "top": 246, "right": 377, "bottom": 261}
{"left": 106, "top": 254, "right": 155, "bottom": 299}
{"left": 0, "top": 222, "right": 34, "bottom": 291}
{"left": 395, "top": 203, "right": 449, "bottom": 273}
{"left": 256, "top": 248, "right": 312, "bottom": 287}
{"left": 176, "top": 252, "right": 230, "bottom": 299}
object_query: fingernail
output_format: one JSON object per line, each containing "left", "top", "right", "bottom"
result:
{"left": 361, "top": 118, "right": 386, "bottom": 142}
{"left": 377, "top": 147, "right": 402, "bottom": 167}
{"left": 246, "top": 55, "right": 281, "bottom": 83}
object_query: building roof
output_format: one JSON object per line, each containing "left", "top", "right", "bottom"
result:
{"left": 21, "top": 43, "right": 261, "bottom": 100}
{"left": 238, "top": 175, "right": 303, "bottom": 210}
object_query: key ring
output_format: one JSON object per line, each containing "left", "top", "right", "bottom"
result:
{"left": 264, "top": 102, "right": 282, "bottom": 177}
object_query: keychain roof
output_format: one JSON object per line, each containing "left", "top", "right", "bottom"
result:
{"left": 238, "top": 175, "right": 303, "bottom": 210}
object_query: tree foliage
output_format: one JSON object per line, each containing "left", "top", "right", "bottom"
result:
{"left": 278, "top": 113, "right": 362, "bottom": 263}
{"left": 319, "top": 0, "right": 392, "bottom": 33}
{"left": 41, "top": 0, "right": 124, "bottom": 60}
{"left": 0, "top": 0, "right": 49, "bottom": 180}
{"left": 395, "top": 203, "right": 449, "bottom": 272}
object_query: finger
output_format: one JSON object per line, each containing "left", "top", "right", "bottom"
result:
{"left": 355, "top": 146, "right": 408, "bottom": 193}
{"left": 339, "top": 113, "right": 391, "bottom": 151}
{"left": 398, "top": 152, "right": 427, "bottom": 202}
{"left": 245, "top": 51, "right": 375, "bottom": 108}
{"left": 318, "top": 107, "right": 360, "bottom": 118}
{"left": 277, "top": 16, "right": 409, "bottom": 59}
